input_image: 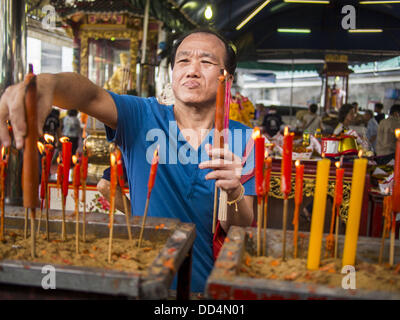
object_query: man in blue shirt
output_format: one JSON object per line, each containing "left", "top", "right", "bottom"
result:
{"left": 0, "top": 29, "right": 256, "bottom": 293}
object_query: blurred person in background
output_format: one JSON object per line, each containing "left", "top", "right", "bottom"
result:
{"left": 376, "top": 104, "right": 400, "bottom": 165}
{"left": 374, "top": 102, "right": 385, "bottom": 124}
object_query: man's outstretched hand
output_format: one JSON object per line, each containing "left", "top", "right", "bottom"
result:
{"left": 0, "top": 74, "right": 54, "bottom": 149}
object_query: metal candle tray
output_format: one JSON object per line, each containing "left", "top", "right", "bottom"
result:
{"left": 206, "top": 226, "right": 400, "bottom": 300}
{"left": 0, "top": 206, "right": 195, "bottom": 299}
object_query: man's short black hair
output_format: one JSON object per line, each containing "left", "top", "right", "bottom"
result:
{"left": 375, "top": 102, "right": 384, "bottom": 111}
{"left": 338, "top": 103, "right": 355, "bottom": 123}
{"left": 170, "top": 28, "right": 237, "bottom": 75}
{"left": 309, "top": 103, "right": 318, "bottom": 114}
{"left": 389, "top": 104, "right": 400, "bottom": 115}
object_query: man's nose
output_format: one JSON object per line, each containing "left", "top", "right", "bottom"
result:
{"left": 185, "top": 61, "right": 201, "bottom": 77}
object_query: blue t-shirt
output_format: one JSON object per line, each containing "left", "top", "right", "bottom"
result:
{"left": 105, "top": 92, "right": 256, "bottom": 293}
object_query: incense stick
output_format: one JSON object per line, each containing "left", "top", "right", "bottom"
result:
{"left": 61, "top": 195, "right": 66, "bottom": 241}
{"left": 138, "top": 197, "right": 150, "bottom": 248}
{"left": 257, "top": 198, "right": 263, "bottom": 256}
{"left": 30, "top": 209, "right": 36, "bottom": 258}
{"left": 122, "top": 194, "right": 132, "bottom": 241}
{"left": 212, "top": 184, "right": 218, "bottom": 234}
{"left": 75, "top": 196, "right": 79, "bottom": 254}
{"left": 334, "top": 207, "right": 340, "bottom": 259}
{"left": 282, "top": 198, "right": 289, "bottom": 261}
{"left": 24, "top": 208, "right": 28, "bottom": 239}
{"left": 82, "top": 182, "right": 86, "bottom": 242}
{"left": 45, "top": 184, "right": 49, "bottom": 241}
{"left": 263, "top": 197, "right": 268, "bottom": 256}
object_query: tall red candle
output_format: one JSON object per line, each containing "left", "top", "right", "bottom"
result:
{"left": 147, "top": 148, "right": 159, "bottom": 198}
{"left": 110, "top": 152, "right": 117, "bottom": 199}
{"left": 81, "top": 150, "right": 88, "bottom": 184}
{"left": 335, "top": 162, "right": 345, "bottom": 207}
{"left": 281, "top": 127, "right": 294, "bottom": 197}
{"left": 38, "top": 142, "right": 46, "bottom": 204}
{"left": 392, "top": 129, "right": 400, "bottom": 213}
{"left": 60, "top": 137, "right": 72, "bottom": 199}
{"left": 264, "top": 156, "right": 272, "bottom": 195}
{"left": 44, "top": 134, "right": 55, "bottom": 182}
{"left": 72, "top": 155, "right": 80, "bottom": 200}
{"left": 116, "top": 148, "right": 125, "bottom": 189}
{"left": 253, "top": 127, "right": 265, "bottom": 199}
{"left": 294, "top": 160, "right": 304, "bottom": 205}
{"left": 56, "top": 156, "right": 63, "bottom": 195}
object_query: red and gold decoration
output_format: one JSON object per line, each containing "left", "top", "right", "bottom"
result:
{"left": 138, "top": 146, "right": 159, "bottom": 248}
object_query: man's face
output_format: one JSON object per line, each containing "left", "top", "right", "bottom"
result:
{"left": 172, "top": 33, "right": 227, "bottom": 107}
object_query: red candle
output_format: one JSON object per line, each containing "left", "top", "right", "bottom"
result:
{"left": 252, "top": 127, "right": 265, "bottom": 199}
{"left": 110, "top": 152, "right": 117, "bottom": 199}
{"left": 116, "top": 148, "right": 125, "bottom": 189}
{"left": 335, "top": 161, "right": 345, "bottom": 206}
{"left": 214, "top": 72, "right": 226, "bottom": 150}
{"left": 147, "top": 147, "right": 159, "bottom": 198}
{"left": 56, "top": 156, "right": 63, "bottom": 195}
{"left": 264, "top": 156, "right": 272, "bottom": 195}
{"left": 392, "top": 129, "right": 400, "bottom": 213}
{"left": 60, "top": 137, "right": 72, "bottom": 199}
{"left": 294, "top": 160, "right": 304, "bottom": 205}
{"left": 37, "top": 142, "right": 46, "bottom": 205}
{"left": 281, "top": 127, "right": 294, "bottom": 197}
{"left": 81, "top": 148, "right": 88, "bottom": 184}
{"left": 72, "top": 155, "right": 80, "bottom": 200}
{"left": 44, "top": 134, "right": 55, "bottom": 182}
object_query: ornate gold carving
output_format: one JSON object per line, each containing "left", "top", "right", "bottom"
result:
{"left": 268, "top": 175, "right": 351, "bottom": 222}
{"left": 79, "top": 28, "right": 139, "bottom": 89}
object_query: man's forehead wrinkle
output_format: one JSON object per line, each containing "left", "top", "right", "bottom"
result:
{"left": 176, "top": 49, "right": 218, "bottom": 60}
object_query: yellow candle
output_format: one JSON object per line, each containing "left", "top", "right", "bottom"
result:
{"left": 342, "top": 157, "right": 368, "bottom": 267}
{"left": 307, "top": 158, "right": 330, "bottom": 270}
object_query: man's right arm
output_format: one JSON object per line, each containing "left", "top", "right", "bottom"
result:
{"left": 0, "top": 72, "right": 117, "bottom": 149}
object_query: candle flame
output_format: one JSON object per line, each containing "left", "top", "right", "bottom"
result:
{"left": 110, "top": 153, "right": 116, "bottom": 166}
{"left": 44, "top": 134, "right": 54, "bottom": 144}
{"left": 252, "top": 127, "right": 261, "bottom": 140}
{"left": 284, "top": 126, "right": 289, "bottom": 136}
{"left": 1, "top": 146, "right": 5, "bottom": 159}
{"left": 154, "top": 145, "right": 160, "bottom": 158}
{"left": 358, "top": 150, "right": 363, "bottom": 158}
{"left": 223, "top": 69, "right": 227, "bottom": 77}
{"left": 295, "top": 160, "right": 300, "bottom": 167}
{"left": 72, "top": 155, "right": 78, "bottom": 165}
{"left": 321, "top": 152, "right": 325, "bottom": 158}
{"left": 264, "top": 150, "right": 269, "bottom": 158}
{"left": 395, "top": 128, "right": 400, "bottom": 139}
{"left": 335, "top": 161, "right": 341, "bottom": 169}
{"left": 57, "top": 156, "right": 61, "bottom": 164}
{"left": 37, "top": 142, "right": 45, "bottom": 154}
{"left": 59, "top": 136, "right": 70, "bottom": 143}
